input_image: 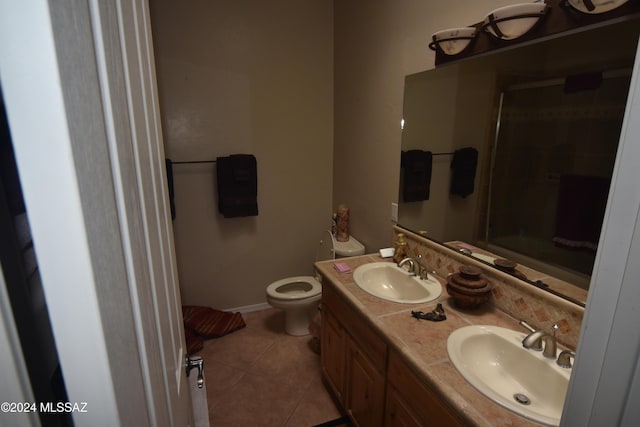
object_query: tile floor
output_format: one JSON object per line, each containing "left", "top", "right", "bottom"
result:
{"left": 198, "top": 308, "right": 347, "bottom": 426}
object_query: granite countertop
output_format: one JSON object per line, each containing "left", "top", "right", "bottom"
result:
{"left": 316, "top": 254, "right": 547, "bottom": 427}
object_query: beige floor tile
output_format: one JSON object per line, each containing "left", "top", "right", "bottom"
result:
{"left": 200, "top": 325, "right": 278, "bottom": 369}
{"left": 247, "top": 335, "right": 322, "bottom": 390}
{"left": 284, "top": 376, "right": 345, "bottom": 427}
{"left": 199, "top": 307, "right": 343, "bottom": 426}
{"left": 208, "top": 372, "right": 301, "bottom": 427}
{"left": 204, "top": 361, "right": 246, "bottom": 410}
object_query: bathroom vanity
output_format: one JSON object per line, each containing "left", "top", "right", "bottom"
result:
{"left": 316, "top": 227, "right": 583, "bottom": 426}
{"left": 321, "top": 277, "right": 465, "bottom": 426}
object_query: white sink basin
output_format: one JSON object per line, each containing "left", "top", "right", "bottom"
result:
{"left": 447, "top": 325, "right": 571, "bottom": 426}
{"left": 352, "top": 262, "right": 442, "bottom": 304}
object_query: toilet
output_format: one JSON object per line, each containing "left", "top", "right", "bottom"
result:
{"left": 266, "top": 231, "right": 365, "bottom": 335}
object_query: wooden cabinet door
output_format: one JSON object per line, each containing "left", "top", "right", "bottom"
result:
{"left": 321, "top": 307, "right": 346, "bottom": 403}
{"left": 346, "top": 338, "right": 385, "bottom": 427}
{"left": 385, "top": 384, "right": 423, "bottom": 427}
{"left": 387, "top": 349, "right": 466, "bottom": 427}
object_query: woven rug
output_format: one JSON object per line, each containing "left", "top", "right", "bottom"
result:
{"left": 183, "top": 305, "right": 246, "bottom": 354}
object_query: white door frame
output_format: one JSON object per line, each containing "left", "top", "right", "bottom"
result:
{"left": 0, "top": 0, "right": 191, "bottom": 426}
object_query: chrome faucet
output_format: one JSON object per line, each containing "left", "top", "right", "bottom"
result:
{"left": 413, "top": 254, "right": 432, "bottom": 280}
{"left": 397, "top": 257, "right": 416, "bottom": 275}
{"left": 521, "top": 323, "right": 559, "bottom": 359}
{"left": 399, "top": 255, "right": 435, "bottom": 279}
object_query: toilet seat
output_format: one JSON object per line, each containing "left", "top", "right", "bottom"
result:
{"left": 265, "top": 275, "right": 321, "bottom": 335}
{"left": 266, "top": 276, "right": 321, "bottom": 301}
{"left": 265, "top": 230, "right": 365, "bottom": 335}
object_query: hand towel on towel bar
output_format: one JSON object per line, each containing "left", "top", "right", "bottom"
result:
{"left": 552, "top": 174, "right": 609, "bottom": 251}
{"left": 401, "top": 149, "right": 433, "bottom": 202}
{"left": 450, "top": 147, "right": 478, "bottom": 198}
{"left": 216, "top": 154, "right": 258, "bottom": 218}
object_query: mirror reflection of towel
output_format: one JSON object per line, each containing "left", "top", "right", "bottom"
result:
{"left": 401, "top": 150, "right": 432, "bottom": 202}
{"left": 553, "top": 174, "right": 609, "bottom": 251}
{"left": 216, "top": 154, "right": 258, "bottom": 218}
{"left": 450, "top": 147, "right": 478, "bottom": 198}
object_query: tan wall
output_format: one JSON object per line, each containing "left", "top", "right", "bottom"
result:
{"left": 333, "top": 0, "right": 519, "bottom": 252}
{"left": 149, "top": 0, "right": 523, "bottom": 310}
{"left": 150, "top": 0, "right": 334, "bottom": 309}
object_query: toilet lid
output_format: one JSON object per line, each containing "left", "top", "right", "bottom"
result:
{"left": 315, "top": 230, "right": 335, "bottom": 262}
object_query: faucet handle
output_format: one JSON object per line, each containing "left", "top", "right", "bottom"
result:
{"left": 412, "top": 254, "right": 438, "bottom": 280}
{"left": 519, "top": 320, "right": 536, "bottom": 333}
{"left": 557, "top": 350, "right": 575, "bottom": 368}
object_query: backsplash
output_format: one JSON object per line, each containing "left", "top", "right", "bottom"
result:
{"left": 393, "top": 226, "right": 584, "bottom": 349}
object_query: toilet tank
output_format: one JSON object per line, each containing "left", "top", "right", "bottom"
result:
{"left": 334, "top": 235, "right": 365, "bottom": 258}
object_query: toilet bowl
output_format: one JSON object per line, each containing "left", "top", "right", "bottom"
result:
{"left": 266, "top": 231, "right": 365, "bottom": 336}
{"left": 266, "top": 277, "right": 322, "bottom": 336}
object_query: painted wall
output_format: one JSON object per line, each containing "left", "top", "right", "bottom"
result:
{"left": 150, "top": 0, "right": 598, "bottom": 310}
{"left": 150, "top": 0, "right": 334, "bottom": 309}
{"left": 333, "top": 0, "right": 521, "bottom": 252}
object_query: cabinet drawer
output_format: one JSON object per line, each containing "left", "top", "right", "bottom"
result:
{"left": 387, "top": 349, "right": 466, "bottom": 427}
{"left": 322, "top": 282, "right": 387, "bottom": 372}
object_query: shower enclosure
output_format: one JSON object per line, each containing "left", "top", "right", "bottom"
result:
{"left": 486, "top": 70, "right": 632, "bottom": 286}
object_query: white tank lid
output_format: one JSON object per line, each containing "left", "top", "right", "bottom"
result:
{"left": 334, "top": 235, "right": 365, "bottom": 257}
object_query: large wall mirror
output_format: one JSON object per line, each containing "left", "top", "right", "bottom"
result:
{"left": 398, "top": 18, "right": 640, "bottom": 307}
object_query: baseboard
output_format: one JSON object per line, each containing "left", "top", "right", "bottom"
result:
{"left": 226, "top": 302, "right": 271, "bottom": 314}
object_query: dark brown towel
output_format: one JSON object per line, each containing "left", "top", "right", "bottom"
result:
{"left": 216, "top": 154, "right": 258, "bottom": 218}
{"left": 450, "top": 147, "right": 478, "bottom": 198}
{"left": 401, "top": 150, "right": 432, "bottom": 202}
{"left": 552, "top": 174, "right": 609, "bottom": 251}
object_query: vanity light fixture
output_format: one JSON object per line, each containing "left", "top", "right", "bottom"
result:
{"left": 564, "top": 0, "right": 630, "bottom": 14}
{"left": 428, "top": 27, "right": 478, "bottom": 55}
{"left": 482, "top": 2, "right": 549, "bottom": 41}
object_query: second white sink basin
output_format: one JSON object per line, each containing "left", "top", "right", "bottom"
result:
{"left": 352, "top": 262, "right": 442, "bottom": 304}
{"left": 447, "top": 325, "right": 571, "bottom": 426}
